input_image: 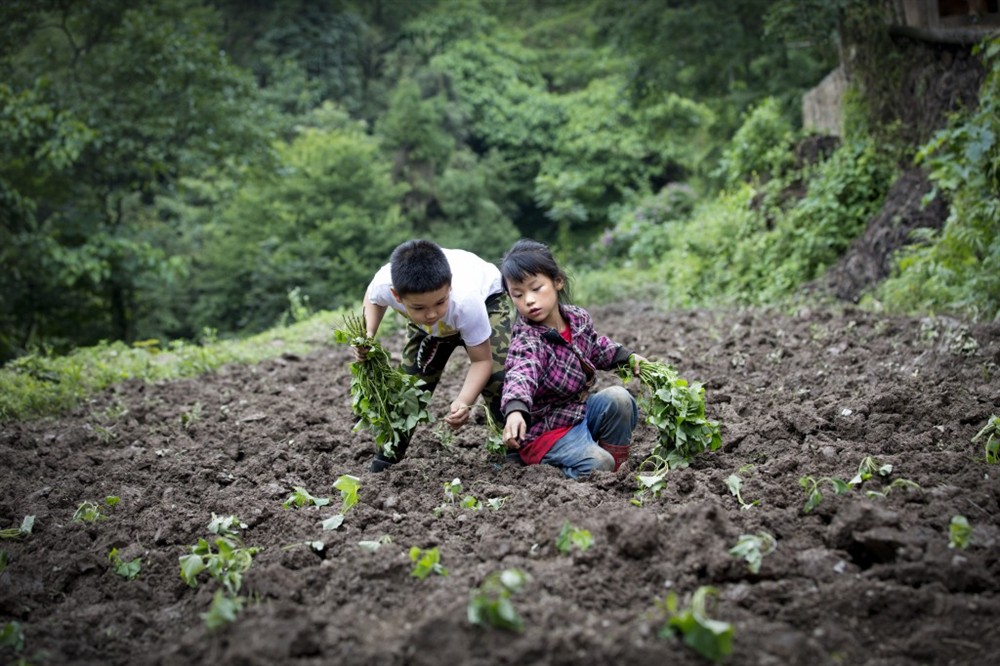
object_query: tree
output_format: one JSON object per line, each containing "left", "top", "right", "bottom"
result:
{"left": 0, "top": 0, "right": 273, "bottom": 358}
{"left": 190, "top": 104, "right": 408, "bottom": 334}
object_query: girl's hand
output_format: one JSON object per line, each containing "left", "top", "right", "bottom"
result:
{"left": 351, "top": 345, "right": 369, "bottom": 362}
{"left": 444, "top": 400, "right": 471, "bottom": 428}
{"left": 630, "top": 353, "right": 647, "bottom": 376}
{"left": 503, "top": 413, "right": 526, "bottom": 450}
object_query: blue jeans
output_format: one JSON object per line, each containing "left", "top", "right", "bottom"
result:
{"left": 541, "top": 386, "right": 638, "bottom": 480}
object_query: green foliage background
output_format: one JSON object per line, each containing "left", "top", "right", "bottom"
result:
{"left": 1, "top": 0, "right": 996, "bottom": 383}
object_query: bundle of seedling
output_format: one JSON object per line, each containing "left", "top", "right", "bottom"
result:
{"left": 619, "top": 357, "right": 722, "bottom": 471}
{"left": 334, "top": 312, "right": 433, "bottom": 459}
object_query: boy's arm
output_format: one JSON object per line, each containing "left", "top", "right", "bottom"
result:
{"left": 363, "top": 297, "right": 387, "bottom": 338}
{"left": 443, "top": 340, "right": 492, "bottom": 427}
{"left": 353, "top": 294, "right": 388, "bottom": 362}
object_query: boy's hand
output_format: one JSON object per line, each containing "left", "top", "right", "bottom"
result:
{"left": 503, "top": 413, "right": 526, "bottom": 450}
{"left": 443, "top": 400, "right": 471, "bottom": 428}
{"left": 351, "top": 345, "right": 370, "bottom": 362}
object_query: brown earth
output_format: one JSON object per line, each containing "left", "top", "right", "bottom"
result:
{"left": 2, "top": 302, "right": 999, "bottom": 666}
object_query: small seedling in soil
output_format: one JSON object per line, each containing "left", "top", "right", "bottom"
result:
{"left": 333, "top": 312, "right": 434, "bottom": 460}
{"left": 864, "top": 478, "right": 921, "bottom": 498}
{"left": 438, "top": 477, "right": 481, "bottom": 513}
{"left": 207, "top": 514, "right": 247, "bottom": 540}
{"left": 480, "top": 405, "right": 506, "bottom": 457}
{"left": 0, "top": 515, "right": 35, "bottom": 540}
{"left": 179, "top": 536, "right": 260, "bottom": 596}
{"left": 973, "top": 414, "right": 1000, "bottom": 464}
{"left": 949, "top": 515, "right": 972, "bottom": 550}
{"left": 659, "top": 586, "right": 733, "bottom": 663}
{"left": 409, "top": 546, "right": 448, "bottom": 579}
{"left": 847, "top": 456, "right": 920, "bottom": 497}
{"left": 280, "top": 540, "right": 325, "bottom": 553}
{"left": 631, "top": 471, "right": 667, "bottom": 506}
{"left": 850, "top": 456, "right": 892, "bottom": 487}
{"left": 555, "top": 521, "right": 593, "bottom": 554}
{"left": 798, "top": 475, "right": 851, "bottom": 513}
{"left": 729, "top": 532, "right": 776, "bottom": 574}
{"left": 1, "top": 620, "right": 25, "bottom": 652}
{"left": 468, "top": 568, "right": 531, "bottom": 633}
{"left": 72, "top": 496, "right": 120, "bottom": 523}
{"left": 201, "top": 589, "right": 245, "bottom": 631}
{"left": 433, "top": 422, "right": 457, "bottom": 451}
{"left": 725, "top": 474, "right": 759, "bottom": 510}
{"left": 486, "top": 497, "right": 508, "bottom": 511}
{"left": 108, "top": 548, "right": 141, "bottom": 580}
{"left": 618, "top": 357, "right": 722, "bottom": 471}
{"left": 282, "top": 486, "right": 330, "bottom": 510}
{"left": 321, "top": 515, "right": 345, "bottom": 531}
{"left": 359, "top": 535, "right": 393, "bottom": 552}
{"left": 333, "top": 474, "right": 361, "bottom": 513}
{"left": 179, "top": 401, "right": 203, "bottom": 430}
{"left": 443, "top": 478, "right": 464, "bottom": 503}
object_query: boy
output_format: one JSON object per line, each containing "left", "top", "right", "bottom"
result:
{"left": 354, "top": 239, "right": 511, "bottom": 472}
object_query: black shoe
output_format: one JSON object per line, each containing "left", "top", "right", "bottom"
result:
{"left": 370, "top": 452, "right": 396, "bottom": 473}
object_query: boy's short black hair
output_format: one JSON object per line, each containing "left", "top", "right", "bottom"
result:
{"left": 390, "top": 239, "right": 452, "bottom": 296}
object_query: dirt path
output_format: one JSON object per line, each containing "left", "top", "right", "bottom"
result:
{"left": 2, "top": 304, "right": 999, "bottom": 665}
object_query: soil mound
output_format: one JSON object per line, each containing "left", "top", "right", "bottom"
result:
{"left": 2, "top": 304, "right": 999, "bottom": 665}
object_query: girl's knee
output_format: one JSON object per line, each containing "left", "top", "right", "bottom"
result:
{"left": 602, "top": 385, "right": 634, "bottom": 407}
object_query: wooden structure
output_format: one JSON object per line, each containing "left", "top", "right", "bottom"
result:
{"left": 890, "top": 0, "right": 1000, "bottom": 43}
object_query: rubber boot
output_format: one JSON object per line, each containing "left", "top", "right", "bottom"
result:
{"left": 370, "top": 438, "right": 410, "bottom": 473}
{"left": 599, "top": 441, "right": 629, "bottom": 472}
{"left": 369, "top": 451, "right": 396, "bottom": 473}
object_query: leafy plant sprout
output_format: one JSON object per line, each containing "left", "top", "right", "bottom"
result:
{"left": 467, "top": 568, "right": 531, "bottom": 633}
{"left": 108, "top": 547, "right": 141, "bottom": 580}
{"left": 850, "top": 456, "right": 892, "bottom": 486}
{"left": 949, "top": 515, "right": 972, "bottom": 550}
{"left": 207, "top": 514, "right": 247, "bottom": 540}
{"left": 282, "top": 486, "right": 330, "bottom": 510}
{"left": 798, "top": 475, "right": 851, "bottom": 514}
{"left": 630, "top": 466, "right": 668, "bottom": 506}
{"left": 555, "top": 521, "right": 593, "bottom": 554}
{"left": 409, "top": 546, "right": 448, "bottom": 579}
{"left": 659, "top": 586, "right": 733, "bottom": 663}
{"left": 728, "top": 532, "right": 776, "bottom": 574}
{"left": 72, "top": 496, "right": 120, "bottom": 523}
{"left": 179, "top": 401, "right": 203, "bottom": 430}
{"left": 725, "top": 473, "right": 760, "bottom": 510}
{"left": 479, "top": 404, "right": 507, "bottom": 457}
{"left": 0, "top": 515, "right": 35, "bottom": 540}
{"left": 972, "top": 415, "right": 1000, "bottom": 464}
{"left": 433, "top": 422, "right": 457, "bottom": 451}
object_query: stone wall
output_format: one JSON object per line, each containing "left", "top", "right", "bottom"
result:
{"left": 802, "top": 65, "right": 848, "bottom": 137}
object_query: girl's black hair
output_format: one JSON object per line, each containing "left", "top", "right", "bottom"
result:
{"left": 499, "top": 239, "right": 571, "bottom": 302}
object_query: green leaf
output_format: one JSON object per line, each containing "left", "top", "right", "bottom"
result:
{"left": 321, "top": 514, "right": 345, "bottom": 531}
{"left": 179, "top": 553, "right": 206, "bottom": 587}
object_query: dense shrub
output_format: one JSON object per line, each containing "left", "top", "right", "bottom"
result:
{"left": 877, "top": 37, "right": 1000, "bottom": 321}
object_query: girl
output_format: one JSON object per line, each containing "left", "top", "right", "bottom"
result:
{"left": 499, "top": 239, "right": 643, "bottom": 479}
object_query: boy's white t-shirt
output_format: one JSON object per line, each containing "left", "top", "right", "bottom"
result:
{"left": 365, "top": 248, "right": 503, "bottom": 346}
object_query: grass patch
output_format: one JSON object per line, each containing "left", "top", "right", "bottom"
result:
{"left": 0, "top": 309, "right": 355, "bottom": 422}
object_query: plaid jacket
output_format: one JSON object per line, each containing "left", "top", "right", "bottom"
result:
{"left": 501, "top": 304, "right": 632, "bottom": 448}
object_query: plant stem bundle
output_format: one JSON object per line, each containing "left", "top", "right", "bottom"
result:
{"left": 620, "top": 358, "right": 722, "bottom": 470}
{"left": 333, "top": 312, "right": 432, "bottom": 459}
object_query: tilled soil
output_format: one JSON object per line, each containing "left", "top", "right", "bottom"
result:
{"left": 1, "top": 303, "right": 999, "bottom": 665}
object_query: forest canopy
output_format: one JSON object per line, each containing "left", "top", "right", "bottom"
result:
{"left": 1, "top": 0, "right": 996, "bottom": 364}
